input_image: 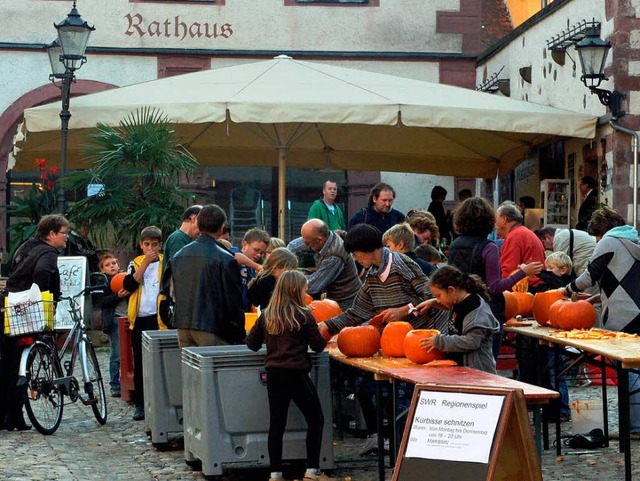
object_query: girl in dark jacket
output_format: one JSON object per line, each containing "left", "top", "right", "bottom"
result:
{"left": 246, "top": 270, "right": 332, "bottom": 481}
{"left": 247, "top": 248, "right": 298, "bottom": 311}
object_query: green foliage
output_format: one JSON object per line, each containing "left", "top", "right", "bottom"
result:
{"left": 65, "top": 107, "right": 199, "bottom": 249}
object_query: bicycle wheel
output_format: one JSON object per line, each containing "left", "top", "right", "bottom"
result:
{"left": 81, "top": 340, "right": 107, "bottom": 424}
{"left": 23, "top": 343, "right": 64, "bottom": 435}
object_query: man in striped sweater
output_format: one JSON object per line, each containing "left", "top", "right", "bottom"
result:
{"left": 321, "top": 224, "right": 447, "bottom": 337}
{"left": 320, "top": 224, "right": 449, "bottom": 456}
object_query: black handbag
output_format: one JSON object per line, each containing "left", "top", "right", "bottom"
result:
{"left": 565, "top": 428, "right": 606, "bottom": 449}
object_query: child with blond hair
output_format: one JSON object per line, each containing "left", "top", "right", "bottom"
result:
{"left": 246, "top": 271, "right": 332, "bottom": 481}
{"left": 535, "top": 251, "right": 575, "bottom": 291}
{"left": 248, "top": 247, "right": 299, "bottom": 310}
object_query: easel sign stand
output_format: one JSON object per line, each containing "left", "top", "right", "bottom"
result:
{"left": 392, "top": 385, "right": 541, "bottom": 481}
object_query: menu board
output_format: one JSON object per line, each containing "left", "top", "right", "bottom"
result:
{"left": 55, "top": 256, "right": 87, "bottom": 329}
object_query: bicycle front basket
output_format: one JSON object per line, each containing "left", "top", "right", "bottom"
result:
{"left": 3, "top": 299, "right": 55, "bottom": 336}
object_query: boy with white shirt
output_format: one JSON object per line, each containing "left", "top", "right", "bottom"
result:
{"left": 123, "top": 226, "right": 167, "bottom": 421}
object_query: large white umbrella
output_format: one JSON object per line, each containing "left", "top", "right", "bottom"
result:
{"left": 11, "top": 55, "right": 596, "bottom": 238}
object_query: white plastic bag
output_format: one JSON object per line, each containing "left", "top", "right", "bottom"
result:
{"left": 6, "top": 283, "right": 45, "bottom": 335}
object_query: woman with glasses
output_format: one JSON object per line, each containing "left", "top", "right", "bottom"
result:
{"left": 1, "top": 214, "right": 70, "bottom": 431}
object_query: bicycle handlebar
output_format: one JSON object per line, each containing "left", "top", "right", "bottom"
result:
{"left": 58, "top": 285, "right": 107, "bottom": 303}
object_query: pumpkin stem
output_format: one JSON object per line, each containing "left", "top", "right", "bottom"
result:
{"left": 571, "top": 292, "right": 579, "bottom": 302}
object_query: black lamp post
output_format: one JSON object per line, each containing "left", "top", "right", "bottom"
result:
{"left": 575, "top": 27, "right": 625, "bottom": 119}
{"left": 46, "top": 1, "right": 94, "bottom": 212}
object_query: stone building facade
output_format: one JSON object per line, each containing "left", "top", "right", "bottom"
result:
{"left": 478, "top": 0, "right": 640, "bottom": 226}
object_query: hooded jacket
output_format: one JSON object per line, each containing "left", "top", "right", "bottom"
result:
{"left": 432, "top": 294, "right": 500, "bottom": 374}
{"left": 567, "top": 225, "right": 640, "bottom": 333}
{"left": 6, "top": 238, "right": 61, "bottom": 300}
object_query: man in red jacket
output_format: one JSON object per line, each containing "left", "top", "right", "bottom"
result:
{"left": 495, "top": 201, "right": 545, "bottom": 286}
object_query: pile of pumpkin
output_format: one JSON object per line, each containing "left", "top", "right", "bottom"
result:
{"left": 338, "top": 322, "right": 450, "bottom": 364}
{"left": 505, "top": 283, "right": 597, "bottom": 330}
{"left": 307, "top": 297, "right": 452, "bottom": 364}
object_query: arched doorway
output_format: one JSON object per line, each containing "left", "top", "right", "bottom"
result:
{"left": 0, "top": 80, "right": 117, "bottom": 253}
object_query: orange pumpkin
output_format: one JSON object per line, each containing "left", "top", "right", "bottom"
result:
{"left": 533, "top": 290, "right": 565, "bottom": 326}
{"left": 403, "top": 329, "right": 444, "bottom": 364}
{"left": 110, "top": 272, "right": 126, "bottom": 294}
{"left": 337, "top": 325, "right": 381, "bottom": 357}
{"left": 309, "top": 299, "right": 342, "bottom": 323}
{"left": 380, "top": 321, "right": 413, "bottom": 357}
{"left": 504, "top": 291, "right": 534, "bottom": 319}
{"left": 511, "top": 270, "right": 529, "bottom": 292}
{"left": 549, "top": 298, "right": 597, "bottom": 330}
{"left": 304, "top": 293, "right": 314, "bottom": 306}
{"left": 547, "top": 300, "right": 563, "bottom": 327}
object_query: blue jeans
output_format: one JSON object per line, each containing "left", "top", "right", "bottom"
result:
{"left": 546, "top": 349, "right": 570, "bottom": 417}
{"left": 107, "top": 316, "right": 121, "bottom": 390}
{"left": 629, "top": 368, "right": 640, "bottom": 433}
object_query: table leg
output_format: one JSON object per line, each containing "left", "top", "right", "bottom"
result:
{"left": 375, "top": 378, "right": 386, "bottom": 481}
{"left": 617, "top": 366, "right": 631, "bottom": 481}
{"left": 601, "top": 356, "right": 609, "bottom": 447}
{"left": 333, "top": 360, "right": 344, "bottom": 441}
{"left": 532, "top": 406, "right": 542, "bottom": 457}
{"left": 542, "top": 413, "right": 549, "bottom": 450}
{"left": 553, "top": 344, "right": 562, "bottom": 456}
{"left": 389, "top": 379, "right": 396, "bottom": 469}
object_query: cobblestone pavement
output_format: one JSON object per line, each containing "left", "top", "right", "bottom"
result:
{"left": 0, "top": 348, "right": 638, "bottom": 480}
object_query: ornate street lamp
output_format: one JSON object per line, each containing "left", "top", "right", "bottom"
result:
{"left": 575, "top": 27, "right": 624, "bottom": 119}
{"left": 46, "top": 1, "right": 94, "bottom": 212}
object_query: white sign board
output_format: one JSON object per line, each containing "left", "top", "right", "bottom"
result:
{"left": 87, "top": 183, "right": 105, "bottom": 197}
{"left": 56, "top": 256, "right": 87, "bottom": 329}
{"left": 404, "top": 390, "right": 505, "bottom": 464}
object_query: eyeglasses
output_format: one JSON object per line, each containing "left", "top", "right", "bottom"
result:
{"left": 57, "top": 230, "right": 69, "bottom": 236}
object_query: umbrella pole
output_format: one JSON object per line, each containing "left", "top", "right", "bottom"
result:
{"left": 278, "top": 147, "right": 287, "bottom": 240}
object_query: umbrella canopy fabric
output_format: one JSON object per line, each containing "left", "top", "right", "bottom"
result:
{"left": 10, "top": 56, "right": 596, "bottom": 238}
{"left": 11, "top": 55, "right": 595, "bottom": 178}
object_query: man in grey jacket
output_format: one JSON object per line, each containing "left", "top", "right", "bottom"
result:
{"left": 288, "top": 219, "right": 361, "bottom": 311}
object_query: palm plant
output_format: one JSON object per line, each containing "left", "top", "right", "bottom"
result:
{"left": 64, "top": 107, "right": 199, "bottom": 249}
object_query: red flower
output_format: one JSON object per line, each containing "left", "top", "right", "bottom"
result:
{"left": 49, "top": 166, "right": 59, "bottom": 175}
{"left": 35, "top": 158, "right": 46, "bottom": 169}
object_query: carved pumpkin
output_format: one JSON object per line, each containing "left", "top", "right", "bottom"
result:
{"left": 380, "top": 321, "right": 413, "bottom": 357}
{"left": 337, "top": 325, "right": 381, "bottom": 357}
{"left": 511, "top": 270, "right": 529, "bottom": 292}
{"left": 549, "top": 298, "right": 597, "bottom": 330}
{"left": 533, "top": 290, "right": 565, "bottom": 326}
{"left": 110, "top": 272, "right": 126, "bottom": 294}
{"left": 309, "top": 299, "right": 342, "bottom": 323}
{"left": 403, "top": 329, "right": 444, "bottom": 364}
{"left": 504, "top": 291, "right": 535, "bottom": 319}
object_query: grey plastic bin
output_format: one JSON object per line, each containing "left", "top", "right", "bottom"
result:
{"left": 182, "top": 345, "right": 334, "bottom": 477}
{"left": 142, "top": 330, "right": 183, "bottom": 445}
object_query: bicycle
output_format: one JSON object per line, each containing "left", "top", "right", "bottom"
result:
{"left": 12, "top": 277, "right": 109, "bottom": 435}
